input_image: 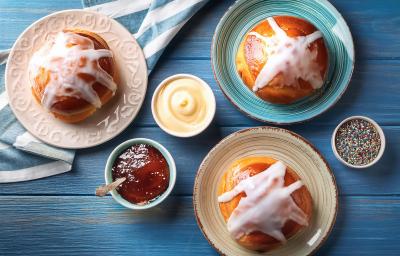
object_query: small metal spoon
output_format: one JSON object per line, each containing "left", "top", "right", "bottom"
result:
{"left": 96, "top": 177, "right": 126, "bottom": 197}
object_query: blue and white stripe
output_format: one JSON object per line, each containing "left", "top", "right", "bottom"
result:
{"left": 0, "top": 0, "right": 208, "bottom": 182}
{"left": 85, "top": 0, "right": 208, "bottom": 73}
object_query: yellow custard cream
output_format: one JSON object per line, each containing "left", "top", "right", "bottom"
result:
{"left": 153, "top": 75, "right": 215, "bottom": 136}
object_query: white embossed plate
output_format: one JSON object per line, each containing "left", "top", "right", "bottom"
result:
{"left": 5, "top": 10, "right": 147, "bottom": 149}
{"left": 193, "top": 127, "right": 338, "bottom": 255}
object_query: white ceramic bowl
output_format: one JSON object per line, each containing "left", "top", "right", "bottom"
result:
{"left": 151, "top": 74, "right": 216, "bottom": 137}
{"left": 331, "top": 116, "right": 385, "bottom": 169}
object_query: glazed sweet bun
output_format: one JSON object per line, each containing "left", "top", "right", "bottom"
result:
{"left": 29, "top": 28, "right": 117, "bottom": 123}
{"left": 217, "top": 156, "right": 313, "bottom": 252}
{"left": 236, "top": 16, "right": 328, "bottom": 104}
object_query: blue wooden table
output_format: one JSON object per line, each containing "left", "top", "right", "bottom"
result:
{"left": 1, "top": 0, "right": 400, "bottom": 255}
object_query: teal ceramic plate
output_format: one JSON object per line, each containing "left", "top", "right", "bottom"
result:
{"left": 212, "top": 0, "right": 354, "bottom": 124}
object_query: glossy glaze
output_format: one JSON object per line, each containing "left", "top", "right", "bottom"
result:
{"left": 112, "top": 144, "right": 169, "bottom": 205}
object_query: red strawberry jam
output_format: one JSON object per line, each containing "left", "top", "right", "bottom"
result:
{"left": 112, "top": 144, "right": 169, "bottom": 205}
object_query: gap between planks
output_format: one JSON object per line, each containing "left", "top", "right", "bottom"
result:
{"left": 0, "top": 194, "right": 399, "bottom": 197}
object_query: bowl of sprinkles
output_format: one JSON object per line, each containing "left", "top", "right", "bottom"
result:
{"left": 332, "top": 116, "right": 385, "bottom": 168}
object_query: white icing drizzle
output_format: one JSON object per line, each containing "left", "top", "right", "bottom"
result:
{"left": 250, "top": 17, "right": 324, "bottom": 91}
{"left": 218, "top": 161, "right": 308, "bottom": 242}
{"left": 29, "top": 32, "right": 117, "bottom": 112}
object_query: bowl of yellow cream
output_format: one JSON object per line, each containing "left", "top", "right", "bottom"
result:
{"left": 151, "top": 74, "right": 216, "bottom": 137}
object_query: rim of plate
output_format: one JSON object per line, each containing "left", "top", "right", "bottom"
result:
{"left": 5, "top": 9, "right": 148, "bottom": 149}
{"left": 193, "top": 126, "right": 339, "bottom": 255}
{"left": 211, "top": 0, "right": 355, "bottom": 125}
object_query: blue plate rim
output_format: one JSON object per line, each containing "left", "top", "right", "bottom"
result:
{"left": 211, "top": 0, "right": 355, "bottom": 125}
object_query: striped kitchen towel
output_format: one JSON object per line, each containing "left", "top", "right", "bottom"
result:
{"left": 0, "top": 0, "right": 209, "bottom": 182}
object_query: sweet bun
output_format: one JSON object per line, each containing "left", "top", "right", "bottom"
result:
{"left": 236, "top": 16, "right": 328, "bottom": 104}
{"left": 29, "top": 28, "right": 117, "bottom": 123}
{"left": 217, "top": 156, "right": 313, "bottom": 251}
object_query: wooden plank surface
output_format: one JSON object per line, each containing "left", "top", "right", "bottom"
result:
{"left": 1, "top": 58, "right": 400, "bottom": 126}
{"left": 0, "top": 126, "right": 399, "bottom": 196}
{"left": 142, "top": 59, "right": 400, "bottom": 126}
{"left": 1, "top": 57, "right": 400, "bottom": 127}
{"left": 1, "top": 0, "right": 400, "bottom": 126}
{"left": 0, "top": 196, "right": 399, "bottom": 256}
{"left": 1, "top": 0, "right": 400, "bottom": 255}
{"left": 1, "top": 0, "right": 400, "bottom": 60}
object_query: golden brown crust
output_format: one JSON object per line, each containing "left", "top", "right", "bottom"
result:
{"left": 236, "top": 16, "right": 328, "bottom": 104}
{"left": 218, "top": 156, "right": 313, "bottom": 251}
{"left": 31, "top": 28, "right": 116, "bottom": 123}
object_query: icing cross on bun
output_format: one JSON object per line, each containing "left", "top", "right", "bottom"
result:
{"left": 236, "top": 16, "right": 328, "bottom": 104}
{"left": 29, "top": 29, "right": 117, "bottom": 123}
{"left": 217, "top": 157, "right": 313, "bottom": 251}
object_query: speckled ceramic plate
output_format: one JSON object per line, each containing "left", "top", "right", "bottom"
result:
{"left": 211, "top": 0, "right": 354, "bottom": 124}
{"left": 193, "top": 127, "right": 338, "bottom": 255}
{"left": 5, "top": 10, "right": 147, "bottom": 148}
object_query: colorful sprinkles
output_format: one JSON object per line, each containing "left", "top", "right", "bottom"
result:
{"left": 335, "top": 118, "right": 381, "bottom": 166}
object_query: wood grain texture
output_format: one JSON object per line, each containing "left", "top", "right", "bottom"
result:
{"left": 1, "top": 58, "right": 400, "bottom": 126}
{"left": 146, "top": 59, "right": 400, "bottom": 126}
{"left": 162, "top": 0, "right": 400, "bottom": 60}
{"left": 1, "top": 0, "right": 400, "bottom": 60}
{"left": 0, "top": 126, "right": 398, "bottom": 196}
{"left": 0, "top": 0, "right": 82, "bottom": 49}
{"left": 1, "top": 0, "right": 400, "bottom": 255}
{"left": 0, "top": 196, "right": 399, "bottom": 256}
{"left": 1, "top": 1, "right": 400, "bottom": 126}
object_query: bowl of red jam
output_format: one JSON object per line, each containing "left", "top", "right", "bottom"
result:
{"left": 105, "top": 138, "right": 176, "bottom": 209}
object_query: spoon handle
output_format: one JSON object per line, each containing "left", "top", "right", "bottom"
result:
{"left": 96, "top": 177, "right": 126, "bottom": 197}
